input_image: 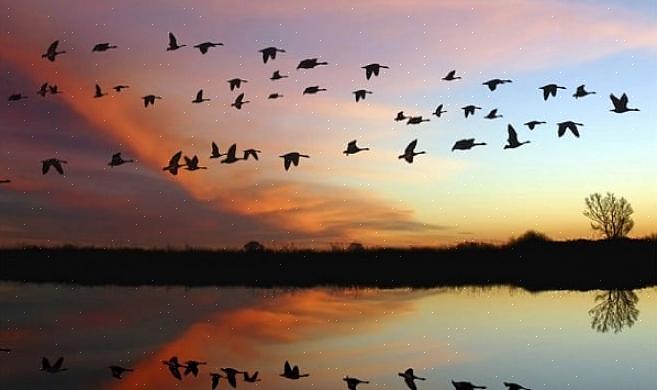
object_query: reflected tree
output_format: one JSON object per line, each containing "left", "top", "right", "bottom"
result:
{"left": 588, "top": 290, "right": 639, "bottom": 333}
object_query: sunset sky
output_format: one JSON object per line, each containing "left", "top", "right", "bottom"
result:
{"left": 1, "top": 0, "right": 655, "bottom": 248}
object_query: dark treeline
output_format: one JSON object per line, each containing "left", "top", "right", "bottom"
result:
{"left": 1, "top": 238, "right": 655, "bottom": 291}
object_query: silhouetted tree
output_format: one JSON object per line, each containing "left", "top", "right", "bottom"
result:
{"left": 583, "top": 192, "right": 634, "bottom": 239}
{"left": 243, "top": 241, "right": 265, "bottom": 252}
{"left": 507, "top": 230, "right": 551, "bottom": 246}
{"left": 347, "top": 242, "right": 365, "bottom": 252}
{"left": 588, "top": 290, "right": 639, "bottom": 333}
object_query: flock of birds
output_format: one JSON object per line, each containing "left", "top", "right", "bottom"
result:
{"left": 1, "top": 32, "right": 641, "bottom": 183}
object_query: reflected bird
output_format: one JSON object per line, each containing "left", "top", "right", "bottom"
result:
{"left": 228, "top": 78, "right": 248, "bottom": 91}
{"left": 271, "top": 70, "right": 289, "bottom": 80}
{"left": 353, "top": 89, "right": 372, "bottom": 102}
{"left": 210, "top": 373, "right": 225, "bottom": 390}
{"left": 297, "top": 58, "right": 328, "bottom": 69}
{"left": 42, "top": 40, "right": 66, "bottom": 62}
{"left": 398, "top": 139, "right": 425, "bottom": 163}
{"left": 452, "top": 138, "right": 486, "bottom": 151}
{"left": 243, "top": 148, "right": 261, "bottom": 161}
{"left": 113, "top": 85, "right": 129, "bottom": 92}
{"left": 433, "top": 104, "right": 447, "bottom": 117}
{"left": 451, "top": 380, "right": 487, "bottom": 390}
{"left": 280, "top": 361, "right": 309, "bottom": 379}
{"left": 221, "top": 367, "right": 243, "bottom": 388}
{"left": 41, "top": 357, "right": 67, "bottom": 373}
{"left": 244, "top": 371, "right": 261, "bottom": 383}
{"left": 108, "top": 152, "right": 134, "bottom": 167}
{"left": 184, "top": 155, "right": 207, "bottom": 171}
{"left": 268, "top": 93, "right": 283, "bottom": 99}
{"left": 42, "top": 158, "right": 67, "bottom": 175}
{"left": 192, "top": 89, "right": 210, "bottom": 103}
{"left": 303, "top": 86, "right": 327, "bottom": 95}
{"left": 504, "top": 124, "right": 530, "bottom": 149}
{"left": 94, "top": 84, "right": 107, "bottom": 98}
{"left": 609, "top": 93, "right": 639, "bottom": 113}
{"left": 222, "top": 144, "right": 243, "bottom": 164}
{"left": 406, "top": 116, "right": 429, "bottom": 125}
{"left": 484, "top": 108, "right": 502, "bottom": 119}
{"left": 184, "top": 360, "right": 207, "bottom": 377}
{"left": 210, "top": 142, "right": 225, "bottom": 159}
{"left": 231, "top": 93, "right": 250, "bottom": 109}
{"left": 260, "top": 46, "right": 286, "bottom": 63}
{"left": 92, "top": 43, "right": 118, "bottom": 52}
{"left": 8, "top": 93, "right": 27, "bottom": 101}
{"left": 442, "top": 70, "right": 461, "bottom": 81}
{"left": 108, "top": 365, "right": 133, "bottom": 379}
{"left": 37, "top": 82, "right": 49, "bottom": 97}
{"left": 280, "top": 153, "right": 310, "bottom": 171}
{"left": 162, "top": 151, "right": 186, "bottom": 175}
{"left": 344, "top": 376, "right": 369, "bottom": 390}
{"left": 539, "top": 83, "right": 566, "bottom": 100}
{"left": 462, "top": 105, "right": 482, "bottom": 118}
{"left": 395, "top": 111, "right": 408, "bottom": 121}
{"left": 344, "top": 140, "right": 370, "bottom": 155}
{"left": 399, "top": 368, "right": 426, "bottom": 390}
{"left": 483, "top": 78, "right": 512, "bottom": 91}
{"left": 504, "top": 382, "right": 532, "bottom": 390}
{"left": 557, "top": 121, "right": 583, "bottom": 138}
{"left": 194, "top": 41, "right": 223, "bottom": 54}
{"left": 573, "top": 84, "right": 596, "bottom": 99}
{"left": 162, "top": 356, "right": 187, "bottom": 381}
{"left": 362, "top": 63, "right": 389, "bottom": 80}
{"left": 523, "top": 120, "right": 546, "bottom": 130}
{"left": 142, "top": 94, "right": 162, "bottom": 107}
{"left": 167, "top": 32, "right": 186, "bottom": 51}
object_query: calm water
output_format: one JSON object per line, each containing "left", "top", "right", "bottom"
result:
{"left": 0, "top": 284, "right": 655, "bottom": 389}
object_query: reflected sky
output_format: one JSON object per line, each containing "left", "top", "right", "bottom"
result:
{"left": 0, "top": 284, "right": 655, "bottom": 389}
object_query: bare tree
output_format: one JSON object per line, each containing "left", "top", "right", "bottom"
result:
{"left": 583, "top": 192, "right": 634, "bottom": 239}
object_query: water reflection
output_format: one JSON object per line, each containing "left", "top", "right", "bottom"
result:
{"left": 589, "top": 290, "right": 640, "bottom": 333}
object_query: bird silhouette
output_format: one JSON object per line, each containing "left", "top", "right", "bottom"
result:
{"left": 433, "top": 104, "right": 447, "bottom": 117}
{"left": 399, "top": 139, "right": 425, "bottom": 163}
{"left": 452, "top": 138, "right": 486, "bottom": 151}
{"left": 280, "top": 153, "right": 309, "bottom": 171}
{"left": 48, "top": 85, "right": 62, "bottom": 95}
{"left": 268, "top": 93, "right": 283, "bottom": 99}
{"left": 37, "top": 82, "right": 49, "bottom": 97}
{"left": 484, "top": 108, "right": 502, "bottom": 119}
{"left": 108, "top": 152, "right": 134, "bottom": 167}
{"left": 94, "top": 84, "right": 107, "bottom": 98}
{"left": 221, "top": 368, "right": 243, "bottom": 388}
{"left": 462, "top": 105, "right": 482, "bottom": 118}
{"left": 167, "top": 32, "right": 186, "bottom": 51}
{"left": 210, "top": 373, "right": 225, "bottom": 390}
{"left": 557, "top": 121, "right": 583, "bottom": 138}
{"left": 280, "top": 361, "right": 309, "bottom": 379}
{"left": 92, "top": 43, "right": 118, "bottom": 52}
{"left": 162, "top": 151, "right": 186, "bottom": 175}
{"left": 270, "top": 70, "right": 289, "bottom": 80}
{"left": 442, "top": 70, "right": 461, "bottom": 81}
{"left": 344, "top": 140, "right": 369, "bottom": 155}
{"left": 483, "top": 78, "right": 512, "bottom": 91}
{"left": 42, "top": 158, "right": 67, "bottom": 175}
{"left": 184, "top": 155, "right": 207, "bottom": 171}
{"left": 353, "top": 89, "right": 372, "bottom": 102}
{"left": 406, "top": 116, "right": 430, "bottom": 125}
{"left": 573, "top": 84, "right": 596, "bottom": 99}
{"left": 395, "top": 111, "right": 408, "bottom": 121}
{"left": 113, "top": 85, "right": 129, "bottom": 92}
{"left": 231, "top": 93, "right": 250, "bottom": 109}
{"left": 8, "top": 93, "right": 27, "bottom": 101}
{"left": 243, "top": 148, "right": 261, "bottom": 161}
{"left": 108, "top": 365, "right": 133, "bottom": 379}
{"left": 503, "top": 382, "right": 532, "bottom": 390}
{"left": 194, "top": 41, "right": 223, "bottom": 54}
{"left": 523, "top": 121, "right": 546, "bottom": 130}
{"left": 228, "top": 78, "right": 248, "bottom": 91}
{"left": 362, "top": 63, "right": 389, "bottom": 79}
{"left": 184, "top": 360, "right": 207, "bottom": 377}
{"left": 0, "top": 180, "right": 11, "bottom": 184}
{"left": 162, "top": 356, "right": 187, "bottom": 381}
{"left": 399, "top": 368, "right": 426, "bottom": 390}
{"left": 504, "top": 124, "right": 530, "bottom": 149}
{"left": 42, "top": 40, "right": 66, "bottom": 62}
{"left": 609, "top": 93, "right": 639, "bottom": 113}
{"left": 41, "top": 357, "right": 67, "bottom": 373}
{"left": 344, "top": 376, "right": 369, "bottom": 390}
{"left": 192, "top": 89, "right": 210, "bottom": 103}
{"left": 297, "top": 58, "right": 328, "bottom": 69}
{"left": 303, "top": 86, "right": 327, "bottom": 95}
{"left": 0, "top": 347, "right": 11, "bottom": 351}
{"left": 243, "top": 371, "right": 261, "bottom": 383}
{"left": 221, "top": 144, "right": 243, "bottom": 164}
{"left": 451, "top": 380, "right": 487, "bottom": 390}
{"left": 260, "top": 46, "right": 286, "bottom": 63}
{"left": 142, "top": 95, "right": 162, "bottom": 107}
{"left": 539, "top": 84, "right": 566, "bottom": 100}
{"left": 210, "top": 142, "right": 225, "bottom": 159}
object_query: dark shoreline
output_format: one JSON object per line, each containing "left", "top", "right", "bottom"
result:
{"left": 1, "top": 238, "right": 655, "bottom": 291}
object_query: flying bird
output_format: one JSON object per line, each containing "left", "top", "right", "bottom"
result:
{"left": 268, "top": 93, "right": 283, "bottom": 99}
{"left": 483, "top": 78, "right": 512, "bottom": 91}
{"left": 228, "top": 78, "right": 248, "bottom": 91}
{"left": 184, "top": 155, "right": 207, "bottom": 171}
{"left": 113, "top": 85, "right": 129, "bottom": 92}
{"left": 362, "top": 63, "right": 389, "bottom": 80}
{"left": 221, "top": 144, "right": 243, "bottom": 164}
{"left": 37, "top": 82, "right": 49, "bottom": 97}
{"left": 162, "top": 151, "right": 186, "bottom": 175}
{"left": 297, "top": 58, "right": 328, "bottom": 69}
{"left": 142, "top": 94, "right": 162, "bottom": 107}
{"left": 192, "top": 89, "right": 210, "bottom": 103}
{"left": 48, "top": 85, "right": 62, "bottom": 95}
{"left": 399, "top": 139, "right": 425, "bottom": 163}
{"left": 94, "top": 84, "right": 107, "bottom": 98}
{"left": 344, "top": 376, "right": 369, "bottom": 390}
{"left": 260, "top": 46, "right": 286, "bottom": 63}
{"left": 394, "top": 111, "right": 408, "bottom": 121}
{"left": 270, "top": 70, "right": 289, "bottom": 80}
{"left": 108, "top": 152, "right": 134, "bottom": 167}
{"left": 353, "top": 89, "right": 372, "bottom": 102}
{"left": 41, "top": 357, "right": 67, "bottom": 373}
{"left": 484, "top": 108, "right": 502, "bottom": 119}
{"left": 221, "top": 368, "right": 243, "bottom": 388}
{"left": 572, "top": 84, "right": 596, "bottom": 99}
{"left": 280, "top": 153, "right": 310, "bottom": 171}
{"left": 231, "top": 93, "right": 250, "bottom": 109}
{"left": 504, "top": 382, "right": 532, "bottom": 390}
{"left": 442, "top": 70, "right": 461, "bottom": 81}
{"left": 557, "top": 121, "right": 583, "bottom": 138}
{"left": 451, "top": 380, "right": 487, "bottom": 390}
{"left": 344, "top": 140, "right": 370, "bottom": 155}
{"left": 92, "top": 43, "right": 118, "bottom": 52}
{"left": 243, "top": 148, "right": 261, "bottom": 161}
{"left": 162, "top": 356, "right": 187, "bottom": 381}
{"left": 539, "top": 84, "right": 566, "bottom": 101}
{"left": 303, "top": 86, "right": 327, "bottom": 95}
{"left": 523, "top": 121, "right": 546, "bottom": 130}
{"left": 462, "top": 105, "right": 482, "bottom": 118}
{"left": 42, "top": 158, "right": 67, "bottom": 175}
{"left": 0, "top": 180, "right": 11, "bottom": 184}
{"left": 184, "top": 360, "right": 207, "bottom": 377}
{"left": 167, "top": 32, "right": 186, "bottom": 51}
{"left": 108, "top": 365, "right": 133, "bottom": 379}
{"left": 504, "top": 124, "right": 530, "bottom": 149}
{"left": 433, "top": 104, "right": 447, "bottom": 117}
{"left": 399, "top": 368, "right": 426, "bottom": 390}
{"left": 0, "top": 347, "right": 11, "bottom": 351}
{"left": 194, "top": 41, "right": 223, "bottom": 54}
{"left": 210, "top": 142, "right": 225, "bottom": 159}
{"left": 609, "top": 93, "right": 639, "bottom": 113}
{"left": 8, "top": 93, "right": 27, "bottom": 101}
{"left": 210, "top": 373, "right": 224, "bottom": 390}
{"left": 280, "top": 361, "right": 309, "bottom": 379}
{"left": 42, "top": 40, "right": 66, "bottom": 62}
{"left": 406, "top": 116, "right": 430, "bottom": 125}
{"left": 452, "top": 138, "right": 486, "bottom": 151}
{"left": 243, "top": 371, "right": 261, "bottom": 383}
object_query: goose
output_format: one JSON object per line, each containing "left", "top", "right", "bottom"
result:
{"left": 184, "top": 360, "right": 207, "bottom": 377}
{"left": 280, "top": 153, "right": 309, "bottom": 171}
{"left": 0, "top": 180, "right": 10, "bottom": 184}
{"left": 484, "top": 108, "right": 502, "bottom": 119}
{"left": 503, "top": 382, "right": 532, "bottom": 390}
{"left": 92, "top": 43, "right": 118, "bottom": 52}
{"left": 42, "top": 40, "right": 66, "bottom": 62}
{"left": 41, "top": 357, "right": 67, "bottom": 373}
{"left": 162, "top": 356, "right": 187, "bottom": 381}
{"left": 353, "top": 89, "right": 372, "bottom": 102}
{"left": 48, "top": 85, "right": 62, "bottom": 95}
{"left": 113, "top": 85, "right": 129, "bottom": 92}
{"left": 210, "top": 142, "right": 225, "bottom": 159}
{"left": 344, "top": 376, "right": 369, "bottom": 390}
{"left": 399, "top": 368, "right": 426, "bottom": 390}
{"left": 142, "top": 95, "right": 162, "bottom": 107}
{"left": 539, "top": 84, "right": 566, "bottom": 101}
{"left": 192, "top": 89, "right": 210, "bottom": 103}
{"left": 42, "top": 158, "right": 67, "bottom": 175}
{"left": 442, "top": 70, "right": 461, "bottom": 81}
{"left": 166, "top": 32, "right": 186, "bottom": 51}
{"left": 399, "top": 139, "right": 425, "bottom": 163}
{"left": 260, "top": 46, "right": 286, "bottom": 63}
{"left": 462, "top": 105, "right": 482, "bottom": 118}
{"left": 243, "top": 371, "right": 261, "bottom": 383}
{"left": 162, "top": 151, "right": 186, "bottom": 175}
{"left": 406, "top": 116, "right": 430, "bottom": 125}
{"left": 573, "top": 84, "right": 596, "bottom": 99}
{"left": 243, "top": 148, "right": 261, "bottom": 161}
{"left": 452, "top": 138, "right": 486, "bottom": 151}
{"left": 557, "top": 121, "right": 583, "bottom": 138}
{"left": 184, "top": 155, "right": 207, "bottom": 171}
{"left": 221, "top": 367, "right": 243, "bottom": 387}
{"left": 362, "top": 63, "right": 389, "bottom": 79}
{"left": 108, "top": 152, "right": 134, "bottom": 167}
{"left": 37, "top": 82, "right": 49, "bottom": 97}
{"left": 433, "top": 104, "right": 447, "bottom": 117}
{"left": 297, "top": 58, "right": 328, "bottom": 69}
{"left": 228, "top": 78, "right": 248, "bottom": 91}
{"left": 280, "top": 361, "right": 309, "bottom": 379}
{"left": 8, "top": 93, "right": 27, "bottom": 101}
{"left": 194, "top": 41, "right": 223, "bottom": 54}
{"left": 271, "top": 70, "right": 289, "bottom": 80}
{"left": 610, "top": 93, "right": 639, "bottom": 113}
{"left": 268, "top": 93, "right": 283, "bottom": 99}
{"left": 344, "top": 140, "right": 369, "bottom": 155}
{"left": 483, "top": 78, "right": 512, "bottom": 91}
{"left": 221, "top": 144, "right": 243, "bottom": 164}
{"left": 94, "top": 84, "right": 107, "bottom": 98}
{"left": 394, "top": 111, "right": 408, "bottom": 121}
{"left": 303, "top": 86, "right": 327, "bottom": 95}
{"left": 231, "top": 93, "right": 250, "bottom": 109}
{"left": 504, "top": 124, "right": 530, "bottom": 149}
{"left": 108, "top": 365, "right": 133, "bottom": 379}
{"left": 210, "top": 373, "right": 225, "bottom": 390}
{"left": 451, "top": 380, "right": 487, "bottom": 390}
{"left": 523, "top": 120, "right": 546, "bottom": 130}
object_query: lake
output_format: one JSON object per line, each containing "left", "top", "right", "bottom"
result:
{"left": 0, "top": 284, "right": 655, "bottom": 389}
